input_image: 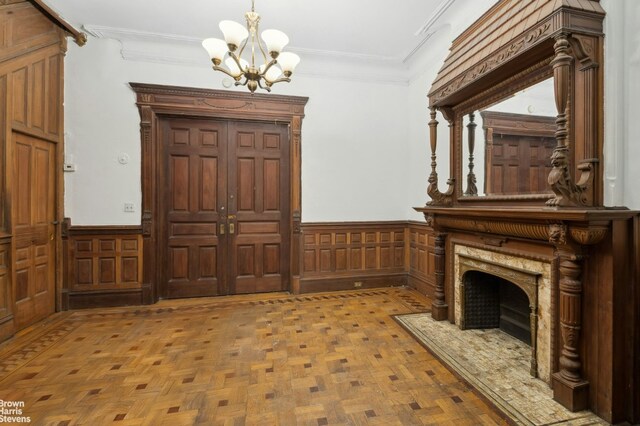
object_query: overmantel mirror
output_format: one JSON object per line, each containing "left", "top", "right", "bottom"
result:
{"left": 460, "top": 75, "right": 557, "bottom": 198}
{"left": 425, "top": 0, "right": 606, "bottom": 208}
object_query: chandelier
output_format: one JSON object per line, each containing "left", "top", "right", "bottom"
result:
{"left": 202, "top": 0, "right": 300, "bottom": 93}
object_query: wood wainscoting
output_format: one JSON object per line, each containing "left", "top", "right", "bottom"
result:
{"left": 62, "top": 221, "right": 144, "bottom": 309}
{"left": 61, "top": 220, "right": 437, "bottom": 306}
{"left": 299, "top": 222, "right": 409, "bottom": 294}
{"left": 0, "top": 236, "right": 11, "bottom": 341}
{"left": 408, "top": 221, "right": 436, "bottom": 298}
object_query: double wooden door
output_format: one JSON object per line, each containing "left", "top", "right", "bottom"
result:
{"left": 160, "top": 118, "right": 290, "bottom": 298}
{"left": 12, "top": 132, "right": 56, "bottom": 329}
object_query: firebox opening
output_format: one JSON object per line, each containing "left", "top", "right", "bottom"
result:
{"left": 463, "top": 271, "right": 531, "bottom": 345}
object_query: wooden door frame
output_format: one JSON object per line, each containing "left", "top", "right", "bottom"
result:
{"left": 130, "top": 83, "right": 308, "bottom": 303}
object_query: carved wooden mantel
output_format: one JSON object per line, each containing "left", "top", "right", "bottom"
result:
{"left": 418, "top": 0, "right": 640, "bottom": 422}
{"left": 415, "top": 206, "right": 636, "bottom": 417}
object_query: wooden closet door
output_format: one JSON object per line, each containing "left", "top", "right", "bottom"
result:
{"left": 12, "top": 132, "right": 56, "bottom": 329}
{"left": 227, "top": 121, "right": 290, "bottom": 294}
{"left": 161, "top": 119, "right": 227, "bottom": 298}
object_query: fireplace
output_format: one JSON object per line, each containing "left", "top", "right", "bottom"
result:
{"left": 462, "top": 271, "right": 532, "bottom": 345}
{"left": 453, "top": 245, "right": 552, "bottom": 382}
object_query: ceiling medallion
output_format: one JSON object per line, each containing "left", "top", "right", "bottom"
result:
{"left": 202, "top": 0, "right": 300, "bottom": 93}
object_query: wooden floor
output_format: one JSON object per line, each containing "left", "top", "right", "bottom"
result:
{"left": 0, "top": 287, "right": 508, "bottom": 425}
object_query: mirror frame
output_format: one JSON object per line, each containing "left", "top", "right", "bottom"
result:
{"left": 425, "top": 1, "right": 605, "bottom": 208}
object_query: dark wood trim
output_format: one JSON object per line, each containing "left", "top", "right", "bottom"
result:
{"left": 28, "top": 0, "right": 87, "bottom": 46}
{"left": 480, "top": 111, "right": 556, "bottom": 138}
{"left": 65, "top": 289, "right": 144, "bottom": 310}
{"left": 299, "top": 273, "right": 407, "bottom": 294}
{"left": 68, "top": 225, "right": 143, "bottom": 236}
{"left": 130, "top": 83, "right": 308, "bottom": 303}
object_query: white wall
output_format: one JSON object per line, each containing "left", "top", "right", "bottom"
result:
{"left": 64, "top": 0, "right": 640, "bottom": 226}
{"left": 406, "top": 0, "right": 498, "bottom": 220}
{"left": 406, "top": 29, "right": 454, "bottom": 221}
{"left": 602, "top": 0, "right": 640, "bottom": 209}
{"left": 64, "top": 38, "right": 410, "bottom": 225}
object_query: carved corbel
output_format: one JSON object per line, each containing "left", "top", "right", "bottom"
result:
{"left": 548, "top": 223, "right": 567, "bottom": 245}
{"left": 427, "top": 107, "right": 455, "bottom": 206}
{"left": 547, "top": 34, "right": 590, "bottom": 207}
{"left": 569, "top": 34, "right": 599, "bottom": 71}
{"left": 569, "top": 225, "right": 608, "bottom": 246}
{"left": 424, "top": 214, "right": 434, "bottom": 228}
{"left": 142, "top": 211, "right": 153, "bottom": 237}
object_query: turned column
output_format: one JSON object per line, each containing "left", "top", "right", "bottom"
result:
{"left": 552, "top": 247, "right": 589, "bottom": 411}
{"left": 464, "top": 112, "right": 478, "bottom": 196}
{"left": 431, "top": 232, "right": 448, "bottom": 321}
{"left": 427, "top": 107, "right": 454, "bottom": 206}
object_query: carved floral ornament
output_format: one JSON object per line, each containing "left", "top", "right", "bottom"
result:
{"left": 432, "top": 23, "right": 551, "bottom": 104}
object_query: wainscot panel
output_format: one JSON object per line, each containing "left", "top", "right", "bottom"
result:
{"left": 299, "top": 222, "right": 409, "bottom": 293}
{"left": 62, "top": 220, "right": 144, "bottom": 309}
{"left": 408, "top": 221, "right": 436, "bottom": 298}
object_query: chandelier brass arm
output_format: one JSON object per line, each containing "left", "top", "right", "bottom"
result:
{"left": 202, "top": 0, "right": 300, "bottom": 93}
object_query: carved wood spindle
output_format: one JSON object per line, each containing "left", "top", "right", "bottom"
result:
{"left": 464, "top": 112, "right": 478, "bottom": 196}
{"left": 431, "top": 232, "right": 448, "bottom": 321}
{"left": 552, "top": 249, "right": 589, "bottom": 411}
{"left": 426, "top": 107, "right": 454, "bottom": 206}
{"left": 427, "top": 107, "right": 439, "bottom": 199}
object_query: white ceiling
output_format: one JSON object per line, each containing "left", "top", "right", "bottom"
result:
{"left": 45, "top": 0, "right": 497, "bottom": 83}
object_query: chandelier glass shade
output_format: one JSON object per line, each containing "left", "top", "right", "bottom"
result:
{"left": 202, "top": 0, "right": 300, "bottom": 93}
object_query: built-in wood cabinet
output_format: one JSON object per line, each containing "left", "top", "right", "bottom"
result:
{"left": 0, "top": 0, "right": 83, "bottom": 341}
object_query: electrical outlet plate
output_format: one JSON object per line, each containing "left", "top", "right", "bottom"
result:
{"left": 124, "top": 203, "right": 135, "bottom": 212}
{"left": 354, "top": 281, "right": 363, "bottom": 288}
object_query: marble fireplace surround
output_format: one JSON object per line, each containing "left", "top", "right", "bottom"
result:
{"left": 453, "top": 245, "right": 554, "bottom": 384}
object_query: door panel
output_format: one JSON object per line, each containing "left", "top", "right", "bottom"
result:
{"left": 162, "top": 120, "right": 227, "bottom": 298}
{"left": 228, "top": 122, "right": 290, "bottom": 294}
{"left": 12, "top": 132, "right": 56, "bottom": 329}
{"left": 160, "top": 119, "right": 290, "bottom": 298}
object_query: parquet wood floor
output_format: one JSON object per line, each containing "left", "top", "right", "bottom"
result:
{"left": 0, "top": 288, "right": 508, "bottom": 425}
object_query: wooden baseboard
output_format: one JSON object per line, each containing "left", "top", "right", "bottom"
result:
{"left": 408, "top": 273, "right": 435, "bottom": 298}
{"left": 67, "top": 289, "right": 145, "bottom": 309}
{"left": 0, "top": 314, "right": 14, "bottom": 343}
{"left": 298, "top": 273, "right": 407, "bottom": 294}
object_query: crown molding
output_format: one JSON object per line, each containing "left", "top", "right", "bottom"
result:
{"left": 414, "top": 0, "right": 457, "bottom": 36}
{"left": 84, "top": 25, "right": 199, "bottom": 44}
{"left": 83, "top": 24, "right": 412, "bottom": 85}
